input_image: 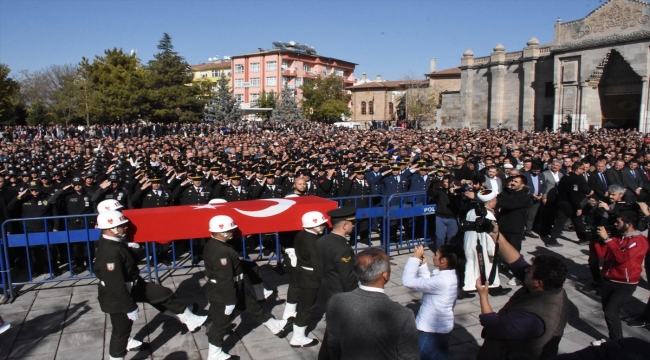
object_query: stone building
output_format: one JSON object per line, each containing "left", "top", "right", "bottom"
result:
{"left": 348, "top": 59, "right": 460, "bottom": 125}
{"left": 438, "top": 0, "right": 650, "bottom": 132}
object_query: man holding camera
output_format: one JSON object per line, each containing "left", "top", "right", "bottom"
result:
{"left": 462, "top": 190, "right": 511, "bottom": 298}
{"left": 592, "top": 211, "right": 649, "bottom": 343}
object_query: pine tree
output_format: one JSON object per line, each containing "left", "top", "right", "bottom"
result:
{"left": 270, "top": 87, "right": 305, "bottom": 122}
{"left": 147, "top": 33, "right": 204, "bottom": 122}
{"left": 205, "top": 76, "right": 242, "bottom": 122}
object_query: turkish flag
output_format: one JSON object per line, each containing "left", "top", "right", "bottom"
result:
{"left": 122, "top": 196, "right": 338, "bottom": 243}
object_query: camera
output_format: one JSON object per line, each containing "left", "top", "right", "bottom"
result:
{"left": 460, "top": 201, "right": 495, "bottom": 233}
{"left": 454, "top": 184, "right": 472, "bottom": 193}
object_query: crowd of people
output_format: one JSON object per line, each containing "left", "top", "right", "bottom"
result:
{"left": 2, "top": 122, "right": 650, "bottom": 359}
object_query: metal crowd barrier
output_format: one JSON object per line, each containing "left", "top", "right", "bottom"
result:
{"left": 0, "top": 193, "right": 437, "bottom": 301}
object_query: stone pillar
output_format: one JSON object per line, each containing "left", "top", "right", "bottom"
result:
{"left": 522, "top": 38, "right": 540, "bottom": 131}
{"left": 577, "top": 83, "right": 586, "bottom": 131}
{"left": 640, "top": 78, "right": 649, "bottom": 132}
{"left": 489, "top": 44, "right": 506, "bottom": 128}
{"left": 460, "top": 49, "right": 475, "bottom": 128}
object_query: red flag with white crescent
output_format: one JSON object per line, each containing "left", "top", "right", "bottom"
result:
{"left": 122, "top": 196, "right": 338, "bottom": 243}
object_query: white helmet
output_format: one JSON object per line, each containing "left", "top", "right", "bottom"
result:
{"left": 302, "top": 211, "right": 328, "bottom": 228}
{"left": 209, "top": 215, "right": 238, "bottom": 233}
{"left": 97, "top": 210, "right": 129, "bottom": 229}
{"left": 97, "top": 199, "right": 123, "bottom": 214}
{"left": 208, "top": 198, "right": 227, "bottom": 205}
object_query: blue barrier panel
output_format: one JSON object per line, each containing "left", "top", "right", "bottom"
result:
{"left": 1, "top": 214, "right": 150, "bottom": 302}
{"left": 331, "top": 194, "right": 384, "bottom": 252}
{"left": 383, "top": 192, "right": 436, "bottom": 254}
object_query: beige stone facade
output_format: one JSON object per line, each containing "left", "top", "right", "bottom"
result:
{"left": 438, "top": 0, "right": 650, "bottom": 132}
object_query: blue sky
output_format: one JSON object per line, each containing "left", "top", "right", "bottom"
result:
{"left": 1, "top": 0, "right": 603, "bottom": 80}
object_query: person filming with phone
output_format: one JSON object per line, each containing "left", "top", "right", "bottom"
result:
{"left": 475, "top": 222, "right": 569, "bottom": 360}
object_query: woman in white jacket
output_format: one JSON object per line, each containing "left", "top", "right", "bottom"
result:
{"left": 402, "top": 244, "right": 465, "bottom": 360}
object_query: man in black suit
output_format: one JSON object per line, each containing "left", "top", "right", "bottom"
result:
{"left": 325, "top": 248, "right": 419, "bottom": 360}
{"left": 589, "top": 159, "right": 610, "bottom": 202}
{"left": 522, "top": 165, "right": 546, "bottom": 238}
{"left": 605, "top": 160, "right": 625, "bottom": 188}
{"left": 622, "top": 160, "right": 644, "bottom": 202}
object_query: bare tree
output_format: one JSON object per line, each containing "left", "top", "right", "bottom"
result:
{"left": 397, "top": 74, "right": 437, "bottom": 128}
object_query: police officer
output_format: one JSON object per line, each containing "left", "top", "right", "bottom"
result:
{"left": 287, "top": 211, "right": 326, "bottom": 348}
{"left": 316, "top": 207, "right": 358, "bottom": 360}
{"left": 341, "top": 167, "right": 372, "bottom": 245}
{"left": 203, "top": 215, "right": 292, "bottom": 360}
{"left": 172, "top": 173, "right": 213, "bottom": 205}
{"left": 64, "top": 177, "right": 96, "bottom": 273}
{"left": 8, "top": 180, "right": 60, "bottom": 275}
{"left": 91, "top": 173, "right": 131, "bottom": 209}
{"left": 94, "top": 210, "right": 207, "bottom": 360}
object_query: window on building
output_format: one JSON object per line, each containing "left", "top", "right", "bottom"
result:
{"left": 224, "top": 70, "right": 231, "bottom": 76}
{"left": 250, "top": 78, "right": 260, "bottom": 87}
{"left": 234, "top": 79, "right": 244, "bottom": 88}
{"left": 200, "top": 71, "right": 208, "bottom": 78}
{"left": 281, "top": 61, "right": 290, "bottom": 71}
{"left": 295, "top": 77, "right": 302, "bottom": 87}
{"left": 266, "top": 61, "right": 277, "bottom": 71}
{"left": 211, "top": 70, "right": 219, "bottom": 77}
{"left": 335, "top": 68, "right": 344, "bottom": 76}
{"left": 545, "top": 82, "right": 554, "bottom": 98}
{"left": 234, "top": 64, "right": 244, "bottom": 73}
{"left": 304, "top": 64, "right": 311, "bottom": 72}
{"left": 389, "top": 102, "right": 394, "bottom": 115}
{"left": 361, "top": 101, "right": 367, "bottom": 115}
{"left": 266, "top": 76, "right": 277, "bottom": 86}
{"left": 250, "top": 62, "right": 260, "bottom": 72}
{"left": 250, "top": 93, "right": 260, "bottom": 101}
{"left": 235, "top": 94, "right": 243, "bottom": 103}
{"left": 369, "top": 101, "right": 374, "bottom": 115}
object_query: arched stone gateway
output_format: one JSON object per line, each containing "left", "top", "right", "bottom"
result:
{"left": 597, "top": 50, "right": 643, "bottom": 129}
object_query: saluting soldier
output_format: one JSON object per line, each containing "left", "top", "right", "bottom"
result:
{"left": 316, "top": 207, "right": 359, "bottom": 360}
{"left": 203, "top": 215, "right": 293, "bottom": 360}
{"left": 8, "top": 180, "right": 60, "bottom": 275}
{"left": 94, "top": 210, "right": 207, "bottom": 360}
{"left": 222, "top": 173, "right": 250, "bottom": 202}
{"left": 254, "top": 172, "right": 284, "bottom": 199}
{"left": 131, "top": 174, "right": 173, "bottom": 265}
{"left": 172, "top": 173, "right": 213, "bottom": 205}
{"left": 63, "top": 177, "right": 96, "bottom": 273}
{"left": 341, "top": 167, "right": 372, "bottom": 245}
{"left": 287, "top": 211, "right": 326, "bottom": 348}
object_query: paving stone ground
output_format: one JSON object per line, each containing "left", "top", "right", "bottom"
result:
{"left": 1, "top": 231, "right": 650, "bottom": 359}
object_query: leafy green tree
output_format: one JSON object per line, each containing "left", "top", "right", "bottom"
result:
{"left": 256, "top": 89, "right": 277, "bottom": 121}
{"left": 205, "top": 75, "right": 242, "bottom": 122}
{"left": 301, "top": 73, "right": 351, "bottom": 123}
{"left": 0, "top": 63, "right": 21, "bottom": 124}
{"left": 147, "top": 33, "right": 204, "bottom": 122}
{"left": 270, "top": 87, "right": 305, "bottom": 122}
{"left": 79, "top": 48, "right": 148, "bottom": 124}
{"left": 25, "top": 100, "right": 52, "bottom": 126}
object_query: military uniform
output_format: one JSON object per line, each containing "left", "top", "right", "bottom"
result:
{"left": 172, "top": 184, "right": 213, "bottom": 205}
{"left": 203, "top": 237, "right": 273, "bottom": 348}
{"left": 315, "top": 232, "right": 357, "bottom": 309}
{"left": 222, "top": 185, "right": 250, "bottom": 202}
{"left": 293, "top": 230, "right": 321, "bottom": 327}
{"left": 94, "top": 235, "right": 187, "bottom": 358}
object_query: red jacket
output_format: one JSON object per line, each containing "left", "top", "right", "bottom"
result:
{"left": 594, "top": 232, "right": 649, "bottom": 284}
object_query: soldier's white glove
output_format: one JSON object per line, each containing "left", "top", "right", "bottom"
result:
{"left": 285, "top": 248, "right": 297, "bottom": 267}
{"left": 224, "top": 304, "right": 235, "bottom": 315}
{"left": 127, "top": 242, "right": 140, "bottom": 249}
{"left": 127, "top": 307, "right": 139, "bottom": 321}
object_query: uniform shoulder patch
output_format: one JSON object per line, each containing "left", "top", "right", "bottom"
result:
{"left": 106, "top": 263, "right": 115, "bottom": 271}
{"left": 220, "top": 258, "right": 228, "bottom": 266}
{"left": 341, "top": 256, "right": 352, "bottom": 263}
{"left": 42, "top": 200, "right": 48, "bottom": 206}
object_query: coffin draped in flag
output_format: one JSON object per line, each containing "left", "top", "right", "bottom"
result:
{"left": 123, "top": 196, "right": 338, "bottom": 243}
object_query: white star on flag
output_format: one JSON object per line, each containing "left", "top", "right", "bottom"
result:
{"left": 192, "top": 204, "right": 221, "bottom": 210}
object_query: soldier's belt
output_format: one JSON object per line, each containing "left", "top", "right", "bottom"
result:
{"left": 100, "top": 279, "right": 137, "bottom": 292}
{"left": 205, "top": 274, "right": 243, "bottom": 283}
{"left": 301, "top": 266, "right": 314, "bottom": 271}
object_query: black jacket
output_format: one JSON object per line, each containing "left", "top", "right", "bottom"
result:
{"left": 94, "top": 236, "right": 140, "bottom": 314}
{"left": 203, "top": 237, "right": 244, "bottom": 305}
{"left": 556, "top": 173, "right": 590, "bottom": 211}
{"left": 294, "top": 230, "right": 320, "bottom": 289}
{"left": 496, "top": 189, "right": 531, "bottom": 234}
{"left": 316, "top": 232, "right": 358, "bottom": 309}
